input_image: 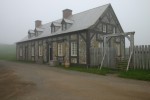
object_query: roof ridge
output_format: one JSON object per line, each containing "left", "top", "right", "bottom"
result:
{"left": 71, "top": 3, "right": 110, "bottom": 16}
{"left": 43, "top": 3, "right": 110, "bottom": 26}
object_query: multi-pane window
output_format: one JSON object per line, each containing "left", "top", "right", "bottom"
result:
{"left": 103, "top": 24, "right": 107, "bottom": 33}
{"left": 19, "top": 48, "right": 22, "bottom": 56}
{"left": 31, "top": 46, "right": 35, "bottom": 56}
{"left": 38, "top": 45, "right": 43, "bottom": 56}
{"left": 58, "top": 43, "right": 63, "bottom": 56}
{"left": 71, "top": 42, "right": 77, "bottom": 56}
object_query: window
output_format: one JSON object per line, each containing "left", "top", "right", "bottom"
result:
{"left": 58, "top": 43, "right": 63, "bottom": 56}
{"left": 103, "top": 24, "right": 107, "bottom": 33}
{"left": 62, "top": 23, "right": 66, "bottom": 31}
{"left": 31, "top": 46, "right": 35, "bottom": 56}
{"left": 51, "top": 26, "right": 55, "bottom": 33}
{"left": 113, "top": 27, "right": 116, "bottom": 34}
{"left": 71, "top": 42, "right": 77, "bottom": 56}
{"left": 19, "top": 48, "right": 22, "bottom": 56}
{"left": 38, "top": 45, "right": 43, "bottom": 56}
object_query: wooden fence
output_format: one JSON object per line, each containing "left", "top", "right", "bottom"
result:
{"left": 133, "top": 45, "right": 150, "bottom": 69}
{"left": 90, "top": 48, "right": 116, "bottom": 67}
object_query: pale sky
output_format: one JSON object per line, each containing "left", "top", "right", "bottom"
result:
{"left": 0, "top": 0, "right": 150, "bottom": 46}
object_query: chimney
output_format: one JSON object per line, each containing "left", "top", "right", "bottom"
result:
{"left": 63, "top": 9, "right": 72, "bottom": 19}
{"left": 35, "top": 20, "right": 42, "bottom": 28}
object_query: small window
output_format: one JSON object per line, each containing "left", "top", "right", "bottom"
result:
{"left": 51, "top": 26, "right": 55, "bottom": 33}
{"left": 38, "top": 45, "right": 43, "bottom": 56}
{"left": 103, "top": 24, "right": 107, "bottom": 33}
{"left": 62, "top": 23, "right": 66, "bottom": 31}
{"left": 19, "top": 48, "right": 22, "bottom": 56}
{"left": 71, "top": 42, "right": 77, "bottom": 56}
{"left": 113, "top": 27, "right": 116, "bottom": 34}
{"left": 31, "top": 46, "right": 35, "bottom": 56}
{"left": 58, "top": 43, "right": 63, "bottom": 56}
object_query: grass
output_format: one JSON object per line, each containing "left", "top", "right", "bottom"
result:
{"left": 59, "top": 65, "right": 150, "bottom": 81}
{"left": 66, "top": 67, "right": 114, "bottom": 75}
{"left": 119, "top": 70, "right": 150, "bottom": 81}
{"left": 59, "top": 66, "right": 117, "bottom": 75}
{"left": 0, "top": 44, "right": 16, "bottom": 61}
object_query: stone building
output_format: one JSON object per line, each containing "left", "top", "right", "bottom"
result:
{"left": 16, "top": 4, "right": 125, "bottom": 67}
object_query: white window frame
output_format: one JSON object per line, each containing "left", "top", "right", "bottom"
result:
{"left": 58, "top": 43, "right": 63, "bottom": 56}
{"left": 71, "top": 42, "right": 77, "bottom": 56}
{"left": 38, "top": 45, "right": 43, "bottom": 56}
{"left": 19, "top": 48, "right": 22, "bottom": 56}
{"left": 103, "top": 24, "right": 107, "bottom": 33}
{"left": 31, "top": 46, "right": 35, "bottom": 56}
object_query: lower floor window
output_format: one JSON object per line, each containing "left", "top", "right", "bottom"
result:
{"left": 71, "top": 42, "right": 77, "bottom": 56}
{"left": 31, "top": 46, "right": 35, "bottom": 56}
{"left": 58, "top": 43, "right": 63, "bottom": 56}
{"left": 19, "top": 48, "right": 22, "bottom": 56}
{"left": 39, "top": 45, "right": 43, "bottom": 56}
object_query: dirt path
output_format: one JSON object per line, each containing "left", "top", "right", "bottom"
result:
{"left": 0, "top": 60, "right": 150, "bottom": 100}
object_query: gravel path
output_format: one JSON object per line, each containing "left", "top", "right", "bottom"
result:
{"left": 0, "top": 60, "right": 150, "bottom": 100}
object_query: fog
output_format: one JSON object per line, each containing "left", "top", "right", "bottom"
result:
{"left": 0, "top": 0, "right": 150, "bottom": 46}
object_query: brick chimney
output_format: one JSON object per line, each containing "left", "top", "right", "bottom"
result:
{"left": 63, "top": 9, "right": 72, "bottom": 19}
{"left": 35, "top": 20, "right": 42, "bottom": 28}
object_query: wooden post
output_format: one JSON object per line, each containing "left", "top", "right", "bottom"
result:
{"left": 141, "top": 45, "right": 145, "bottom": 69}
{"left": 145, "top": 45, "right": 148, "bottom": 69}
{"left": 148, "top": 45, "right": 150, "bottom": 69}
{"left": 100, "top": 36, "right": 107, "bottom": 69}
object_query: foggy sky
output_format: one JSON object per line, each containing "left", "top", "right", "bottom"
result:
{"left": 0, "top": 0, "right": 150, "bottom": 46}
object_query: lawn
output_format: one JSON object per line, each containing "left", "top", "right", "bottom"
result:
{"left": 0, "top": 44, "right": 16, "bottom": 61}
{"left": 119, "top": 70, "right": 150, "bottom": 81}
{"left": 62, "top": 66, "right": 150, "bottom": 81}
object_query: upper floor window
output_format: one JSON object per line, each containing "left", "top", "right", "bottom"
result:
{"left": 62, "top": 23, "right": 66, "bottom": 31}
{"left": 103, "top": 24, "right": 107, "bottom": 33}
{"left": 71, "top": 42, "right": 77, "bottom": 56}
{"left": 19, "top": 48, "right": 22, "bottom": 56}
{"left": 113, "top": 27, "right": 116, "bottom": 34}
{"left": 38, "top": 45, "right": 43, "bottom": 56}
{"left": 51, "top": 26, "right": 55, "bottom": 33}
{"left": 58, "top": 43, "right": 63, "bottom": 56}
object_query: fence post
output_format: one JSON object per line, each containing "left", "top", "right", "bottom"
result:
{"left": 148, "top": 45, "right": 150, "bottom": 69}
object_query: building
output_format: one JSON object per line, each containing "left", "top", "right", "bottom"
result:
{"left": 16, "top": 4, "right": 125, "bottom": 67}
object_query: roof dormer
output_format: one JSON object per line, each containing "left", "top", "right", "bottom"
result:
{"left": 28, "top": 30, "right": 35, "bottom": 38}
{"left": 61, "top": 19, "right": 73, "bottom": 31}
{"left": 34, "top": 28, "right": 43, "bottom": 36}
{"left": 50, "top": 22, "right": 61, "bottom": 33}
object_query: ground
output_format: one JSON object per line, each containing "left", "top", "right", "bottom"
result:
{"left": 0, "top": 60, "right": 150, "bottom": 100}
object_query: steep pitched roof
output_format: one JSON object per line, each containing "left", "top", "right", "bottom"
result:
{"left": 19, "top": 4, "right": 110, "bottom": 42}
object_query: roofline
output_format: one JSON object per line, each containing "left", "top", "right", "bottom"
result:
{"left": 16, "top": 29, "right": 87, "bottom": 44}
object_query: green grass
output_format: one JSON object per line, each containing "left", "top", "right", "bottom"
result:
{"left": 119, "top": 70, "right": 150, "bottom": 81}
{"left": 0, "top": 44, "right": 16, "bottom": 61}
{"left": 59, "top": 65, "right": 150, "bottom": 81}
{"left": 60, "top": 66, "right": 117, "bottom": 75}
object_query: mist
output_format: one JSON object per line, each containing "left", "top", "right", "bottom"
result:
{"left": 0, "top": 0, "right": 150, "bottom": 46}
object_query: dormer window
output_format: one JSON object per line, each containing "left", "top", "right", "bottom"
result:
{"left": 51, "top": 22, "right": 61, "bottom": 33}
{"left": 28, "top": 30, "right": 35, "bottom": 38}
{"left": 51, "top": 26, "right": 55, "bottom": 33}
{"left": 62, "top": 23, "right": 66, "bottom": 31}
{"left": 61, "top": 19, "right": 73, "bottom": 31}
